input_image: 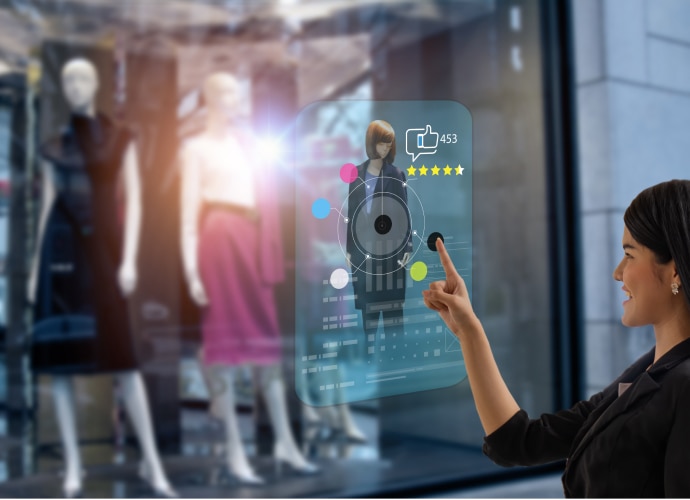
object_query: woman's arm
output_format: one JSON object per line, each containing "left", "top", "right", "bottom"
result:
{"left": 27, "top": 160, "right": 56, "bottom": 303}
{"left": 423, "top": 238, "right": 519, "bottom": 435}
{"left": 664, "top": 382, "right": 690, "bottom": 496}
{"left": 423, "top": 238, "right": 599, "bottom": 466}
{"left": 118, "top": 141, "right": 142, "bottom": 296}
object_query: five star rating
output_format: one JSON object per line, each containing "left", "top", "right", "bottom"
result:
{"left": 407, "top": 164, "right": 465, "bottom": 177}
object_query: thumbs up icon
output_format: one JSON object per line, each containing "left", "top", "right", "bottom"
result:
{"left": 406, "top": 124, "right": 439, "bottom": 162}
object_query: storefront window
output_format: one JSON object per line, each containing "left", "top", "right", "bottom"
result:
{"left": 0, "top": 1, "right": 573, "bottom": 497}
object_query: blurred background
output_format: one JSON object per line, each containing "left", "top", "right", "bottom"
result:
{"left": 0, "top": 0, "right": 686, "bottom": 497}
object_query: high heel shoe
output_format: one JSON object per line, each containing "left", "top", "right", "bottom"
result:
{"left": 223, "top": 464, "right": 265, "bottom": 486}
{"left": 273, "top": 441, "right": 320, "bottom": 476}
{"left": 62, "top": 481, "right": 82, "bottom": 499}
{"left": 60, "top": 468, "right": 85, "bottom": 498}
{"left": 138, "top": 461, "right": 179, "bottom": 498}
{"left": 222, "top": 452, "right": 264, "bottom": 486}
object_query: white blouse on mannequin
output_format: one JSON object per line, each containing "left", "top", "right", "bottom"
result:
{"left": 180, "top": 131, "right": 257, "bottom": 305}
{"left": 181, "top": 133, "right": 256, "bottom": 208}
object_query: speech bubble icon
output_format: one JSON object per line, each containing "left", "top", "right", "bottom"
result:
{"left": 406, "top": 124, "right": 439, "bottom": 163}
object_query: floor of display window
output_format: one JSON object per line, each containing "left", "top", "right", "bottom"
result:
{"left": 0, "top": 407, "right": 508, "bottom": 498}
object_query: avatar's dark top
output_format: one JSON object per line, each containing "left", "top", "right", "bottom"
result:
{"left": 346, "top": 160, "right": 412, "bottom": 311}
{"left": 33, "top": 113, "right": 139, "bottom": 374}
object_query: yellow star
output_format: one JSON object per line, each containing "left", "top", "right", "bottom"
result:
{"left": 407, "top": 165, "right": 416, "bottom": 176}
{"left": 455, "top": 164, "right": 465, "bottom": 175}
{"left": 443, "top": 164, "right": 452, "bottom": 175}
{"left": 419, "top": 165, "right": 428, "bottom": 176}
{"left": 431, "top": 165, "right": 440, "bottom": 176}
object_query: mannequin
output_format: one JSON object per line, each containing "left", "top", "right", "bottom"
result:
{"left": 28, "top": 58, "right": 176, "bottom": 498}
{"left": 180, "top": 72, "right": 317, "bottom": 484}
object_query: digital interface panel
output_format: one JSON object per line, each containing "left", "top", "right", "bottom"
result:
{"left": 295, "top": 100, "right": 472, "bottom": 405}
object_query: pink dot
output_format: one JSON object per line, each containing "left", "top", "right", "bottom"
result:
{"left": 340, "top": 163, "right": 358, "bottom": 184}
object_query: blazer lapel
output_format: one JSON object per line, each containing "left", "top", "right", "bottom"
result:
{"left": 568, "top": 371, "right": 660, "bottom": 465}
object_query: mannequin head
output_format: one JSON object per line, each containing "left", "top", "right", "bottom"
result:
{"left": 203, "top": 72, "right": 242, "bottom": 122}
{"left": 61, "top": 58, "right": 99, "bottom": 115}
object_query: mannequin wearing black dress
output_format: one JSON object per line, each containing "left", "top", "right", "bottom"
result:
{"left": 28, "top": 58, "right": 175, "bottom": 498}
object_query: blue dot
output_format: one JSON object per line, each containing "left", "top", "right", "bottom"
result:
{"left": 311, "top": 198, "right": 331, "bottom": 219}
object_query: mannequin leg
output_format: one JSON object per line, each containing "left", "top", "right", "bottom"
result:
{"left": 336, "top": 403, "right": 367, "bottom": 442}
{"left": 197, "top": 348, "right": 223, "bottom": 420}
{"left": 117, "top": 371, "right": 177, "bottom": 497}
{"left": 52, "top": 376, "right": 83, "bottom": 497}
{"left": 259, "top": 365, "right": 319, "bottom": 474}
{"left": 206, "top": 364, "right": 263, "bottom": 484}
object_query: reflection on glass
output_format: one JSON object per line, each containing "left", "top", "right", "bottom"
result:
{"left": 0, "top": 0, "right": 558, "bottom": 496}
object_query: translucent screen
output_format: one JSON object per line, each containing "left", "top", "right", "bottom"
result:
{"left": 295, "top": 100, "right": 472, "bottom": 404}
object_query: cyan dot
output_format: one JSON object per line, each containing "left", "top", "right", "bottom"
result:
{"left": 311, "top": 198, "right": 331, "bottom": 219}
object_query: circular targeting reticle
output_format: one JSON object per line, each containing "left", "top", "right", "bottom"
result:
{"left": 337, "top": 176, "right": 426, "bottom": 274}
{"left": 427, "top": 232, "right": 444, "bottom": 251}
{"left": 353, "top": 193, "right": 409, "bottom": 258}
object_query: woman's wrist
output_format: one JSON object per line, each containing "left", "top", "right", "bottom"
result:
{"left": 454, "top": 314, "right": 483, "bottom": 342}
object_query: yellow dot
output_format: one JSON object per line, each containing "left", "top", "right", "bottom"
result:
{"left": 410, "top": 261, "right": 428, "bottom": 281}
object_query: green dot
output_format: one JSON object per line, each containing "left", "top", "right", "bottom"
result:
{"left": 410, "top": 261, "right": 428, "bottom": 281}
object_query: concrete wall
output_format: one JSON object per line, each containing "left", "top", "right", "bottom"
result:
{"left": 573, "top": 0, "right": 690, "bottom": 395}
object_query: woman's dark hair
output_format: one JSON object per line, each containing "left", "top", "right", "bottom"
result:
{"left": 624, "top": 179, "right": 690, "bottom": 309}
{"left": 365, "top": 119, "right": 396, "bottom": 162}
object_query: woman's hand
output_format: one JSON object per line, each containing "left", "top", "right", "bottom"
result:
{"left": 422, "top": 238, "right": 477, "bottom": 336}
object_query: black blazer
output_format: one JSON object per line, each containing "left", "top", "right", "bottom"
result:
{"left": 484, "top": 337, "right": 690, "bottom": 497}
{"left": 346, "top": 160, "right": 412, "bottom": 310}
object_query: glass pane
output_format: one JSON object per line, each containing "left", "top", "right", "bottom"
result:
{"left": 0, "top": 0, "right": 557, "bottom": 497}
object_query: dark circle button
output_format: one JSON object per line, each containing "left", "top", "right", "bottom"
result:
{"left": 427, "top": 232, "right": 444, "bottom": 251}
{"left": 374, "top": 214, "right": 393, "bottom": 235}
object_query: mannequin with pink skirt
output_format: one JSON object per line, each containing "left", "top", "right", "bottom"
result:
{"left": 180, "top": 72, "right": 318, "bottom": 484}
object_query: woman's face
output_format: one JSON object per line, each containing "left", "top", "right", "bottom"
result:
{"left": 613, "top": 226, "right": 676, "bottom": 327}
{"left": 376, "top": 141, "right": 392, "bottom": 160}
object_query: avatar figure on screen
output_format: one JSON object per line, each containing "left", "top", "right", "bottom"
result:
{"left": 346, "top": 120, "right": 412, "bottom": 343}
{"left": 180, "top": 72, "right": 317, "bottom": 484}
{"left": 27, "top": 58, "right": 174, "bottom": 498}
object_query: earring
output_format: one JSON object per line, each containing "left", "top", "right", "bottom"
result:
{"left": 672, "top": 283, "right": 680, "bottom": 296}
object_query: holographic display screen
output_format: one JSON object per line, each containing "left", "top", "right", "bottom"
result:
{"left": 295, "top": 100, "right": 471, "bottom": 405}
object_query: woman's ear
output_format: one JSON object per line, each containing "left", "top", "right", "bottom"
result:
{"left": 671, "top": 261, "right": 681, "bottom": 285}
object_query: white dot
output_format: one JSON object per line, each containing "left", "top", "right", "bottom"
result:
{"left": 413, "top": 230, "right": 417, "bottom": 235}
{"left": 366, "top": 254, "right": 371, "bottom": 259}
{"left": 344, "top": 217, "right": 349, "bottom": 223}
{"left": 329, "top": 268, "right": 349, "bottom": 290}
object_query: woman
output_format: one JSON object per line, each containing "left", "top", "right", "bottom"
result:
{"left": 423, "top": 179, "right": 690, "bottom": 497}
{"left": 346, "top": 119, "right": 412, "bottom": 343}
